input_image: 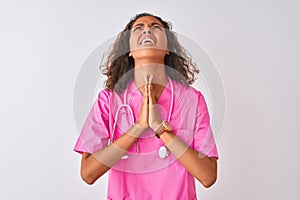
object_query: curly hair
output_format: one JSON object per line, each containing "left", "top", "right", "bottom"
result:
{"left": 100, "top": 13, "right": 199, "bottom": 93}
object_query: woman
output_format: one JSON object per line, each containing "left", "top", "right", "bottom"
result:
{"left": 74, "top": 13, "right": 219, "bottom": 199}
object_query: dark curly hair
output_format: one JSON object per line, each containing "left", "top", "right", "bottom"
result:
{"left": 100, "top": 13, "right": 199, "bottom": 93}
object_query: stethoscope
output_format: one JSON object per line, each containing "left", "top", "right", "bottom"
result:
{"left": 109, "top": 76, "right": 174, "bottom": 159}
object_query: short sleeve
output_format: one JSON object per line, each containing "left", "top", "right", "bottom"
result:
{"left": 193, "top": 92, "right": 219, "bottom": 159}
{"left": 73, "top": 90, "right": 111, "bottom": 154}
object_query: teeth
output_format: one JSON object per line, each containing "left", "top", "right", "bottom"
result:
{"left": 141, "top": 38, "right": 154, "bottom": 45}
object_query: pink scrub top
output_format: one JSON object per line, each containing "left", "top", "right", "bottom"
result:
{"left": 74, "top": 77, "right": 219, "bottom": 200}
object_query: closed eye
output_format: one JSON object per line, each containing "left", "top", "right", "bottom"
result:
{"left": 152, "top": 25, "right": 162, "bottom": 30}
{"left": 132, "top": 26, "right": 142, "bottom": 32}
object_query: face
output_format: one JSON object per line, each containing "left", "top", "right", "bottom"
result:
{"left": 129, "top": 16, "right": 168, "bottom": 61}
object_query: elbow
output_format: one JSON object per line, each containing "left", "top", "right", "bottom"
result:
{"left": 202, "top": 175, "right": 217, "bottom": 188}
{"left": 80, "top": 169, "right": 97, "bottom": 185}
{"left": 198, "top": 157, "right": 218, "bottom": 188}
{"left": 82, "top": 176, "right": 96, "bottom": 185}
{"left": 197, "top": 172, "right": 217, "bottom": 188}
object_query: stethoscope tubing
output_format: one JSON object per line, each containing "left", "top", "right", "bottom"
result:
{"left": 109, "top": 76, "right": 174, "bottom": 159}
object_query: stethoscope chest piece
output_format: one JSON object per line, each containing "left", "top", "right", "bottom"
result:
{"left": 159, "top": 146, "right": 169, "bottom": 159}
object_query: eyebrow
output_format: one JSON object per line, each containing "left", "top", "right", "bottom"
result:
{"left": 133, "top": 22, "right": 163, "bottom": 28}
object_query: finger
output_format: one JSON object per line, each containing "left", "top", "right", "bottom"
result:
{"left": 141, "top": 74, "right": 148, "bottom": 97}
{"left": 144, "top": 74, "right": 149, "bottom": 85}
{"left": 145, "top": 83, "right": 149, "bottom": 102}
{"left": 148, "top": 75, "right": 154, "bottom": 102}
{"left": 148, "top": 78, "right": 156, "bottom": 105}
{"left": 142, "top": 84, "right": 148, "bottom": 105}
{"left": 138, "top": 83, "right": 149, "bottom": 127}
{"left": 148, "top": 83, "right": 152, "bottom": 105}
{"left": 149, "top": 74, "right": 153, "bottom": 84}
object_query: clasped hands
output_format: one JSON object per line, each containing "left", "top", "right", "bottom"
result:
{"left": 135, "top": 74, "right": 163, "bottom": 134}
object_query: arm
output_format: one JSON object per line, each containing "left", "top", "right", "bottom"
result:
{"left": 160, "top": 131, "right": 217, "bottom": 188}
{"left": 80, "top": 131, "right": 138, "bottom": 185}
{"left": 147, "top": 76, "right": 218, "bottom": 188}
{"left": 80, "top": 83, "right": 149, "bottom": 185}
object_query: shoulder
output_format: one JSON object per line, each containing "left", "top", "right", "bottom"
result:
{"left": 96, "top": 88, "right": 113, "bottom": 102}
{"left": 172, "top": 80, "right": 204, "bottom": 101}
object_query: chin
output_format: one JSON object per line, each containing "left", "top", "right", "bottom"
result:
{"left": 132, "top": 48, "right": 167, "bottom": 60}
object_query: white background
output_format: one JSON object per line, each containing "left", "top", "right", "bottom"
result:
{"left": 1, "top": 0, "right": 299, "bottom": 199}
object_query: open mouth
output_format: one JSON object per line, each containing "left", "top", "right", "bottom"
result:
{"left": 140, "top": 37, "right": 155, "bottom": 45}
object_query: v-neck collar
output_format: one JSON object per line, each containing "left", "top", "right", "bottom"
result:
{"left": 127, "top": 77, "right": 171, "bottom": 105}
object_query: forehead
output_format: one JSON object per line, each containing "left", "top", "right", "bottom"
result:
{"left": 132, "top": 16, "right": 164, "bottom": 27}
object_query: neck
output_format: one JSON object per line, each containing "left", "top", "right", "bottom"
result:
{"left": 134, "top": 57, "right": 165, "bottom": 67}
{"left": 134, "top": 63, "right": 168, "bottom": 94}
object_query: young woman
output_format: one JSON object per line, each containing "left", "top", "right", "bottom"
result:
{"left": 74, "top": 13, "right": 219, "bottom": 200}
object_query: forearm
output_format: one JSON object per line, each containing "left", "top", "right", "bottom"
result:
{"left": 160, "top": 131, "right": 217, "bottom": 188}
{"left": 81, "top": 125, "right": 144, "bottom": 184}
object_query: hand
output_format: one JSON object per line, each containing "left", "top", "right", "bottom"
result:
{"left": 136, "top": 74, "right": 163, "bottom": 132}
{"left": 136, "top": 75, "right": 150, "bottom": 129}
{"left": 148, "top": 75, "right": 162, "bottom": 132}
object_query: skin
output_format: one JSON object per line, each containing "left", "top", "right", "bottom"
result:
{"left": 80, "top": 16, "right": 218, "bottom": 188}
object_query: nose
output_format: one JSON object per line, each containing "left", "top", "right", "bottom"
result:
{"left": 142, "top": 27, "right": 152, "bottom": 35}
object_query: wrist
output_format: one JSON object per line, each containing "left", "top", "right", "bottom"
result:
{"left": 126, "top": 124, "right": 147, "bottom": 138}
{"left": 159, "top": 130, "right": 175, "bottom": 142}
{"left": 154, "top": 121, "right": 173, "bottom": 138}
{"left": 151, "top": 120, "right": 162, "bottom": 132}
{"left": 166, "top": 136, "right": 189, "bottom": 159}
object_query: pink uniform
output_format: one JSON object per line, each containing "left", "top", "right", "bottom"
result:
{"left": 74, "top": 77, "right": 218, "bottom": 200}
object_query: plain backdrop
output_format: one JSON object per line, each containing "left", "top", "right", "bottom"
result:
{"left": 1, "top": 0, "right": 299, "bottom": 199}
